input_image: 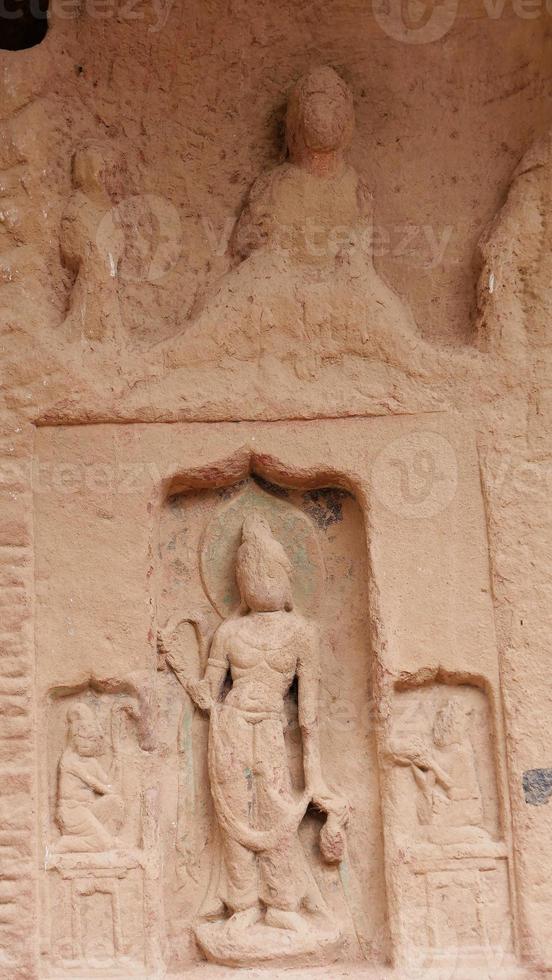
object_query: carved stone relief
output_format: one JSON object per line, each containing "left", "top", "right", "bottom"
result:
{"left": 54, "top": 700, "right": 126, "bottom": 853}
{"left": 41, "top": 685, "right": 163, "bottom": 974}
{"left": 156, "top": 477, "right": 386, "bottom": 968}
{"left": 163, "top": 67, "right": 428, "bottom": 383}
{"left": 1, "top": 7, "right": 550, "bottom": 972}
{"left": 161, "top": 512, "right": 347, "bottom": 963}
{"left": 60, "top": 143, "right": 126, "bottom": 347}
{"left": 384, "top": 682, "right": 515, "bottom": 969}
{"left": 34, "top": 416, "right": 521, "bottom": 975}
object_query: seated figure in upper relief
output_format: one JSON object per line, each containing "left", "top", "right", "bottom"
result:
{"left": 391, "top": 698, "right": 486, "bottom": 843}
{"left": 55, "top": 702, "right": 124, "bottom": 853}
{"left": 163, "top": 67, "right": 424, "bottom": 380}
{"left": 230, "top": 65, "right": 365, "bottom": 264}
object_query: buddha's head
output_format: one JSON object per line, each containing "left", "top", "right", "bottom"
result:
{"left": 72, "top": 142, "right": 121, "bottom": 201}
{"left": 72, "top": 144, "right": 105, "bottom": 190}
{"left": 433, "top": 699, "right": 472, "bottom": 748}
{"left": 66, "top": 702, "right": 104, "bottom": 757}
{"left": 236, "top": 513, "right": 293, "bottom": 613}
{"left": 286, "top": 67, "right": 354, "bottom": 164}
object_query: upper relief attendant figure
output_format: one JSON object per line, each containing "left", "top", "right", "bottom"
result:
{"left": 60, "top": 144, "right": 125, "bottom": 345}
{"left": 473, "top": 128, "right": 552, "bottom": 453}
{"left": 164, "top": 67, "right": 423, "bottom": 379}
{"left": 475, "top": 128, "right": 552, "bottom": 362}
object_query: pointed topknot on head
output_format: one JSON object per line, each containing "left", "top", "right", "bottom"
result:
{"left": 237, "top": 511, "right": 293, "bottom": 613}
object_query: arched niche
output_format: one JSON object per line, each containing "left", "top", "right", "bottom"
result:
{"left": 155, "top": 461, "right": 389, "bottom": 967}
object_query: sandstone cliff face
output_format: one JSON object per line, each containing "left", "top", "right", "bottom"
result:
{"left": 1, "top": 2, "right": 552, "bottom": 976}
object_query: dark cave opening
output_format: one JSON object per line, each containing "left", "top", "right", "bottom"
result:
{"left": 0, "top": 0, "right": 48, "bottom": 51}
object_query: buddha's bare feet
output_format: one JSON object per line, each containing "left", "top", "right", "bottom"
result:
{"left": 265, "top": 907, "right": 304, "bottom": 932}
{"left": 225, "top": 906, "right": 262, "bottom": 932}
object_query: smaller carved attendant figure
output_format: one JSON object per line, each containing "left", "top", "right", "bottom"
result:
{"left": 391, "top": 698, "right": 484, "bottom": 835}
{"left": 429, "top": 699, "right": 483, "bottom": 829}
{"left": 55, "top": 702, "right": 124, "bottom": 853}
{"left": 60, "top": 143, "right": 124, "bottom": 344}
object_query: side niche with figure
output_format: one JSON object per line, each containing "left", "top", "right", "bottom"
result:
{"left": 42, "top": 686, "right": 164, "bottom": 974}
{"left": 54, "top": 701, "right": 126, "bottom": 853}
{"left": 390, "top": 696, "right": 488, "bottom": 843}
{"left": 156, "top": 475, "right": 387, "bottom": 969}
{"left": 384, "top": 682, "right": 516, "bottom": 966}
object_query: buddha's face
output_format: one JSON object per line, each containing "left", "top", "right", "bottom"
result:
{"left": 73, "top": 147, "right": 104, "bottom": 190}
{"left": 237, "top": 560, "right": 292, "bottom": 613}
{"left": 73, "top": 145, "right": 119, "bottom": 199}
{"left": 236, "top": 514, "right": 293, "bottom": 613}
{"left": 287, "top": 67, "right": 354, "bottom": 159}
{"left": 301, "top": 86, "right": 352, "bottom": 152}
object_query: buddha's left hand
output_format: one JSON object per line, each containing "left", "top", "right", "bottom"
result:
{"left": 310, "top": 782, "right": 349, "bottom": 823}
